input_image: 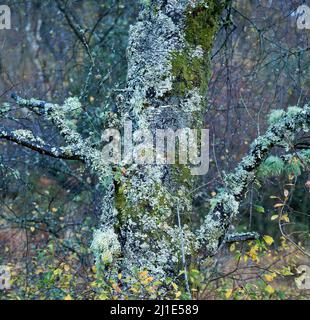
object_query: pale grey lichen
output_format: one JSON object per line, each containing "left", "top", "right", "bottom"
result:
{"left": 192, "top": 45, "right": 204, "bottom": 58}
{"left": 91, "top": 228, "right": 121, "bottom": 264}
{"left": 6, "top": 1, "right": 309, "bottom": 299}
{"left": 0, "top": 103, "right": 11, "bottom": 117}
{"left": 287, "top": 106, "right": 302, "bottom": 117}
{"left": 188, "top": 0, "right": 210, "bottom": 9}
{"left": 268, "top": 109, "right": 286, "bottom": 125}
{"left": 12, "top": 129, "right": 45, "bottom": 145}
{"left": 63, "top": 97, "right": 82, "bottom": 117}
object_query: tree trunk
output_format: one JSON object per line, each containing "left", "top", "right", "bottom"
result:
{"left": 91, "top": 0, "right": 227, "bottom": 291}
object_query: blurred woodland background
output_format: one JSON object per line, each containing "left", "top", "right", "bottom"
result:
{"left": 0, "top": 0, "right": 309, "bottom": 299}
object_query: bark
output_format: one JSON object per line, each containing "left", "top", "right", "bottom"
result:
{"left": 92, "top": 0, "right": 228, "bottom": 286}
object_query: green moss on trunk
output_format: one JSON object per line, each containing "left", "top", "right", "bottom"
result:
{"left": 185, "top": 1, "right": 225, "bottom": 51}
{"left": 171, "top": 0, "right": 225, "bottom": 97}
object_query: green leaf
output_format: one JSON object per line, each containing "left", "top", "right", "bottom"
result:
{"left": 254, "top": 205, "right": 265, "bottom": 213}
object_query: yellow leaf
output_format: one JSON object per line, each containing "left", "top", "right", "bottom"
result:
{"left": 265, "top": 285, "right": 275, "bottom": 294}
{"left": 271, "top": 215, "right": 279, "bottom": 221}
{"left": 129, "top": 287, "right": 138, "bottom": 294}
{"left": 281, "top": 214, "right": 290, "bottom": 223}
{"left": 280, "top": 267, "right": 294, "bottom": 276}
{"left": 51, "top": 207, "right": 58, "bottom": 213}
{"left": 30, "top": 227, "right": 35, "bottom": 232}
{"left": 64, "top": 294, "right": 72, "bottom": 300}
{"left": 248, "top": 244, "right": 259, "bottom": 262}
{"left": 171, "top": 282, "right": 178, "bottom": 290}
{"left": 263, "top": 235, "right": 274, "bottom": 246}
{"left": 225, "top": 288, "right": 233, "bottom": 299}
{"left": 64, "top": 264, "right": 70, "bottom": 272}
{"left": 175, "top": 291, "right": 182, "bottom": 299}
{"left": 274, "top": 203, "right": 284, "bottom": 208}
{"left": 230, "top": 243, "right": 236, "bottom": 252}
{"left": 35, "top": 268, "right": 44, "bottom": 275}
{"left": 264, "top": 273, "right": 276, "bottom": 282}
{"left": 53, "top": 268, "right": 61, "bottom": 276}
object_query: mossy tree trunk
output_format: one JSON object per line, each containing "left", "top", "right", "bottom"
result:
{"left": 91, "top": 0, "right": 227, "bottom": 288}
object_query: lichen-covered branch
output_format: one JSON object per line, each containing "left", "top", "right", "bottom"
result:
{"left": 225, "top": 232, "right": 260, "bottom": 243}
{"left": 0, "top": 127, "right": 80, "bottom": 160}
{"left": 197, "top": 105, "right": 310, "bottom": 256}
{"left": 11, "top": 92, "right": 51, "bottom": 113}
{"left": 10, "top": 93, "right": 104, "bottom": 168}
{"left": 10, "top": 93, "right": 117, "bottom": 260}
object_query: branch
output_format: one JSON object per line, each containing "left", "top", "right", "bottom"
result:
{"left": 55, "top": 0, "right": 94, "bottom": 65}
{"left": 294, "top": 136, "right": 310, "bottom": 150}
{"left": 10, "top": 94, "right": 106, "bottom": 172}
{"left": 225, "top": 232, "right": 260, "bottom": 243}
{"left": 197, "top": 105, "right": 310, "bottom": 256}
{"left": 0, "top": 127, "right": 80, "bottom": 160}
{"left": 11, "top": 92, "right": 51, "bottom": 113}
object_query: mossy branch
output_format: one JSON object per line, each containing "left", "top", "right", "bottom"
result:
{"left": 197, "top": 105, "right": 310, "bottom": 256}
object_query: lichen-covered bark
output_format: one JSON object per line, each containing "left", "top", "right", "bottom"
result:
{"left": 93, "top": 0, "right": 227, "bottom": 286}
